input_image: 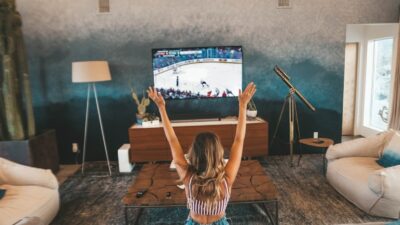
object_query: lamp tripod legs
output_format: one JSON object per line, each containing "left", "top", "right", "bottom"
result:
{"left": 81, "top": 83, "right": 112, "bottom": 176}
{"left": 93, "top": 84, "right": 112, "bottom": 176}
{"left": 81, "top": 84, "right": 91, "bottom": 175}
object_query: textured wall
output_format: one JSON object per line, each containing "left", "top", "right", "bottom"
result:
{"left": 16, "top": 0, "right": 400, "bottom": 163}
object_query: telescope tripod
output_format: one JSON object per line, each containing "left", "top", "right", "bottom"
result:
{"left": 271, "top": 89, "right": 303, "bottom": 167}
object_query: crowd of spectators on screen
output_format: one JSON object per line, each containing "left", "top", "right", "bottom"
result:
{"left": 153, "top": 47, "right": 242, "bottom": 70}
{"left": 156, "top": 87, "right": 235, "bottom": 100}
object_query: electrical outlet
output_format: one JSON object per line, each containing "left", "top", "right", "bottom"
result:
{"left": 72, "top": 143, "right": 79, "bottom": 153}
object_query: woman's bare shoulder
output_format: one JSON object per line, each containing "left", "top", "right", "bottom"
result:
{"left": 182, "top": 170, "right": 193, "bottom": 185}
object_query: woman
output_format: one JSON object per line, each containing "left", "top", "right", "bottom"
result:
{"left": 147, "top": 82, "right": 256, "bottom": 225}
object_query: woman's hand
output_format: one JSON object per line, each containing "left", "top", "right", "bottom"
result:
{"left": 147, "top": 87, "right": 165, "bottom": 108}
{"left": 238, "top": 82, "right": 256, "bottom": 108}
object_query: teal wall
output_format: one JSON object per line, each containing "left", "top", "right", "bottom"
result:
{"left": 17, "top": 0, "right": 400, "bottom": 163}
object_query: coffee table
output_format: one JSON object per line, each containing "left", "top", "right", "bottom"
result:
{"left": 122, "top": 160, "right": 278, "bottom": 225}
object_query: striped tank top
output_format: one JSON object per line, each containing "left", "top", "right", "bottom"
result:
{"left": 186, "top": 175, "right": 230, "bottom": 215}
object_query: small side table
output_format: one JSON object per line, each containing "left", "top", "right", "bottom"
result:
{"left": 299, "top": 138, "right": 334, "bottom": 174}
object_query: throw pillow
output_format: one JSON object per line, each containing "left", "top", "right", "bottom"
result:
{"left": 0, "top": 188, "right": 6, "bottom": 199}
{"left": 377, "top": 130, "right": 400, "bottom": 168}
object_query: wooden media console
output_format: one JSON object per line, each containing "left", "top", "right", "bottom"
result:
{"left": 128, "top": 117, "right": 268, "bottom": 162}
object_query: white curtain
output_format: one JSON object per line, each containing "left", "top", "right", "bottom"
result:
{"left": 389, "top": 22, "right": 400, "bottom": 130}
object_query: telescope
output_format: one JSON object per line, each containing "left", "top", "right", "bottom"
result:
{"left": 271, "top": 65, "right": 316, "bottom": 166}
{"left": 273, "top": 65, "right": 316, "bottom": 111}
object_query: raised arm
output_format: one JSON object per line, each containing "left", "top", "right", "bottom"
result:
{"left": 225, "top": 82, "right": 256, "bottom": 186}
{"left": 147, "top": 87, "right": 188, "bottom": 180}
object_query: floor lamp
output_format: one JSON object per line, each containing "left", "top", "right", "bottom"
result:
{"left": 72, "top": 61, "right": 112, "bottom": 176}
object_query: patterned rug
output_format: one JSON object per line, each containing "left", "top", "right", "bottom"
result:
{"left": 51, "top": 155, "right": 391, "bottom": 225}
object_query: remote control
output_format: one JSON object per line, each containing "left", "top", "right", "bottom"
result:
{"left": 136, "top": 189, "right": 147, "bottom": 198}
{"left": 166, "top": 191, "right": 172, "bottom": 199}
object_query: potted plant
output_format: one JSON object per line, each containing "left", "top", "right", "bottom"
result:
{"left": 131, "top": 89, "right": 159, "bottom": 126}
{"left": 247, "top": 98, "right": 257, "bottom": 118}
{"left": 0, "top": 0, "right": 59, "bottom": 172}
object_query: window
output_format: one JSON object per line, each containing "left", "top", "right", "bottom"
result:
{"left": 364, "top": 38, "right": 394, "bottom": 131}
{"left": 348, "top": 23, "right": 398, "bottom": 137}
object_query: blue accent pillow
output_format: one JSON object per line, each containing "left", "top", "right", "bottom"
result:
{"left": 377, "top": 131, "right": 400, "bottom": 168}
{"left": 0, "top": 189, "right": 6, "bottom": 200}
{"left": 386, "top": 220, "right": 400, "bottom": 225}
{"left": 377, "top": 150, "right": 400, "bottom": 167}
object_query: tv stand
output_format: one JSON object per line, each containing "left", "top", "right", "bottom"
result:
{"left": 128, "top": 117, "right": 269, "bottom": 162}
{"left": 169, "top": 112, "right": 221, "bottom": 121}
{"left": 170, "top": 117, "right": 220, "bottom": 123}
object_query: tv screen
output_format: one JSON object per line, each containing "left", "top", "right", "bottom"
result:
{"left": 152, "top": 46, "right": 243, "bottom": 100}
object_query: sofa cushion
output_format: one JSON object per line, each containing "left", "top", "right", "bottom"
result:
{"left": 377, "top": 131, "right": 400, "bottom": 168}
{"left": 327, "top": 157, "right": 383, "bottom": 212}
{"left": 326, "top": 132, "right": 390, "bottom": 161}
{"left": 0, "top": 158, "right": 58, "bottom": 189}
{"left": 0, "top": 184, "right": 59, "bottom": 225}
{"left": 368, "top": 165, "right": 400, "bottom": 202}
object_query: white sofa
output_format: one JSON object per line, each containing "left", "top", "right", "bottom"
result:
{"left": 0, "top": 158, "right": 59, "bottom": 225}
{"left": 326, "top": 130, "right": 400, "bottom": 219}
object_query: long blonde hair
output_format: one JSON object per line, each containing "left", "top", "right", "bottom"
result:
{"left": 187, "top": 132, "right": 226, "bottom": 204}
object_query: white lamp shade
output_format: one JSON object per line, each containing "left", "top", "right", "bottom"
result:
{"left": 72, "top": 61, "right": 112, "bottom": 83}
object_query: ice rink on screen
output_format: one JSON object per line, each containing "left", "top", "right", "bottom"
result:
{"left": 154, "top": 62, "right": 242, "bottom": 98}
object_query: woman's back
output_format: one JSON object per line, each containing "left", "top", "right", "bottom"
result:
{"left": 185, "top": 174, "right": 231, "bottom": 224}
{"left": 186, "top": 174, "right": 230, "bottom": 215}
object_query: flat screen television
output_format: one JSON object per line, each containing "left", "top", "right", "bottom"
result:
{"left": 152, "top": 46, "right": 243, "bottom": 100}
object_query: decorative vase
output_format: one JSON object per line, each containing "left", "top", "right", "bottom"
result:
{"left": 246, "top": 110, "right": 257, "bottom": 118}
{"left": 136, "top": 113, "right": 148, "bottom": 125}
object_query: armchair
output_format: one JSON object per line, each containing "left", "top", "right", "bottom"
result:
{"left": 326, "top": 130, "right": 400, "bottom": 219}
{"left": 0, "top": 158, "right": 60, "bottom": 225}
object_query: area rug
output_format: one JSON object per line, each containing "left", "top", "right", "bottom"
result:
{"left": 51, "top": 155, "right": 391, "bottom": 225}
